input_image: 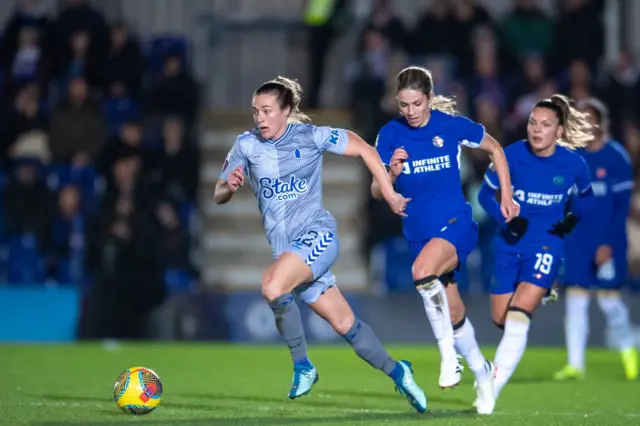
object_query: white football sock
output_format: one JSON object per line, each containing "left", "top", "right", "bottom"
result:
{"left": 565, "top": 289, "right": 590, "bottom": 371}
{"left": 416, "top": 278, "right": 457, "bottom": 360}
{"left": 597, "top": 293, "right": 634, "bottom": 351}
{"left": 454, "top": 317, "right": 490, "bottom": 380}
{"left": 494, "top": 310, "right": 530, "bottom": 397}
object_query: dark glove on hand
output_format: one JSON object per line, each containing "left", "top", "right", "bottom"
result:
{"left": 504, "top": 216, "right": 529, "bottom": 244}
{"left": 547, "top": 212, "right": 579, "bottom": 238}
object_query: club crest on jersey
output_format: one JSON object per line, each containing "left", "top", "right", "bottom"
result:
{"left": 596, "top": 168, "right": 607, "bottom": 179}
{"left": 432, "top": 136, "right": 444, "bottom": 148}
{"left": 553, "top": 175, "right": 564, "bottom": 185}
{"left": 260, "top": 175, "right": 308, "bottom": 201}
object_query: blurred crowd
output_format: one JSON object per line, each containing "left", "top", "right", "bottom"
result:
{"left": 332, "top": 0, "right": 640, "bottom": 291}
{"left": 0, "top": 0, "right": 200, "bottom": 337}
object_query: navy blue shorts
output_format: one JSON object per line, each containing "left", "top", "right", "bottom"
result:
{"left": 490, "top": 243, "right": 563, "bottom": 295}
{"left": 408, "top": 211, "right": 478, "bottom": 284}
{"left": 562, "top": 245, "right": 627, "bottom": 290}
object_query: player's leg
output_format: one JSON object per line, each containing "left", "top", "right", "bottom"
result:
{"left": 412, "top": 237, "right": 460, "bottom": 388}
{"left": 261, "top": 250, "right": 316, "bottom": 399}
{"left": 445, "top": 277, "right": 495, "bottom": 414}
{"left": 596, "top": 255, "right": 637, "bottom": 380}
{"left": 304, "top": 284, "right": 427, "bottom": 412}
{"left": 493, "top": 246, "right": 562, "bottom": 398}
{"left": 553, "top": 249, "right": 593, "bottom": 380}
{"left": 442, "top": 220, "right": 494, "bottom": 382}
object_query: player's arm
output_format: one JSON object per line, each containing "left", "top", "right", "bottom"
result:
{"left": 214, "top": 138, "right": 248, "bottom": 205}
{"left": 313, "top": 125, "right": 409, "bottom": 215}
{"left": 344, "top": 131, "right": 396, "bottom": 201}
{"left": 477, "top": 134, "right": 517, "bottom": 217}
{"left": 478, "top": 181, "right": 506, "bottom": 224}
{"left": 456, "top": 115, "right": 518, "bottom": 221}
{"left": 369, "top": 126, "right": 399, "bottom": 201}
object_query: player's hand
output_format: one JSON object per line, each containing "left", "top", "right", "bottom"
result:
{"left": 505, "top": 216, "right": 529, "bottom": 244}
{"left": 547, "top": 212, "right": 579, "bottom": 238}
{"left": 500, "top": 198, "right": 520, "bottom": 223}
{"left": 226, "top": 166, "right": 244, "bottom": 192}
{"left": 385, "top": 192, "right": 411, "bottom": 217}
{"left": 595, "top": 245, "right": 613, "bottom": 266}
{"left": 389, "top": 148, "right": 409, "bottom": 178}
{"left": 541, "top": 286, "right": 559, "bottom": 306}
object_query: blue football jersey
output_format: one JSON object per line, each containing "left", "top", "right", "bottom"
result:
{"left": 375, "top": 110, "right": 485, "bottom": 242}
{"left": 481, "top": 140, "right": 592, "bottom": 252}
{"left": 566, "top": 140, "right": 633, "bottom": 251}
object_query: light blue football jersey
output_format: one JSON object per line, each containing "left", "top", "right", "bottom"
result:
{"left": 220, "top": 123, "right": 349, "bottom": 257}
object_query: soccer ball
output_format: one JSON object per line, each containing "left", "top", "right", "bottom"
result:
{"left": 113, "top": 366, "right": 163, "bottom": 415}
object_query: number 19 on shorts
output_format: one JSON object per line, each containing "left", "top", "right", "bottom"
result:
{"left": 534, "top": 253, "right": 554, "bottom": 275}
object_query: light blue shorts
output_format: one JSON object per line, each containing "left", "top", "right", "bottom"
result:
{"left": 287, "top": 229, "right": 339, "bottom": 305}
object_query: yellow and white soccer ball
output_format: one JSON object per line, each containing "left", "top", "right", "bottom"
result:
{"left": 113, "top": 366, "right": 163, "bottom": 415}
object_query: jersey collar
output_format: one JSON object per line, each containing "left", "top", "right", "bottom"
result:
{"left": 265, "top": 124, "right": 292, "bottom": 145}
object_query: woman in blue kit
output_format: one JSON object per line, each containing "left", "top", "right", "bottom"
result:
{"left": 478, "top": 94, "right": 594, "bottom": 403}
{"left": 372, "top": 66, "right": 520, "bottom": 415}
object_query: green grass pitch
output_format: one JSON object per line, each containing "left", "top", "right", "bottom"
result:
{"left": 0, "top": 344, "right": 638, "bottom": 425}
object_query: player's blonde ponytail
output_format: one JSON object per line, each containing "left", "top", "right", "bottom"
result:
{"left": 535, "top": 94, "right": 593, "bottom": 150}
{"left": 255, "top": 76, "right": 312, "bottom": 124}
{"left": 396, "top": 66, "right": 459, "bottom": 115}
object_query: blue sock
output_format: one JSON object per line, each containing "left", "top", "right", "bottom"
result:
{"left": 388, "top": 362, "right": 404, "bottom": 382}
{"left": 294, "top": 357, "right": 313, "bottom": 369}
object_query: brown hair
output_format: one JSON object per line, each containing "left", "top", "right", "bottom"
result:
{"left": 533, "top": 94, "right": 593, "bottom": 149}
{"left": 254, "top": 76, "right": 311, "bottom": 124}
{"left": 395, "top": 66, "right": 458, "bottom": 115}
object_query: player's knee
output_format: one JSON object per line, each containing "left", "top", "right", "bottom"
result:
{"left": 506, "top": 306, "right": 532, "bottom": 325}
{"left": 596, "top": 289, "right": 620, "bottom": 300}
{"left": 329, "top": 311, "right": 356, "bottom": 335}
{"left": 567, "top": 286, "right": 589, "bottom": 297}
{"left": 261, "top": 272, "right": 284, "bottom": 301}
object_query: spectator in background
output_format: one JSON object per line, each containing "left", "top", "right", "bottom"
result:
{"left": 553, "top": 0, "right": 604, "bottom": 72}
{"left": 50, "top": 76, "right": 107, "bottom": 166}
{"left": 467, "top": 51, "right": 505, "bottom": 118}
{"left": 56, "top": 30, "right": 103, "bottom": 93}
{"left": 0, "top": 0, "right": 53, "bottom": 66}
{"left": 358, "top": 0, "right": 405, "bottom": 53}
{"left": 348, "top": 28, "right": 391, "bottom": 144}
{"left": 86, "top": 155, "right": 164, "bottom": 339}
{"left": 505, "top": 52, "right": 547, "bottom": 108}
{"left": 601, "top": 50, "right": 640, "bottom": 140}
{"left": 98, "top": 121, "right": 148, "bottom": 186}
{"left": 500, "top": 0, "right": 553, "bottom": 72}
{"left": 449, "top": 0, "right": 492, "bottom": 78}
{"left": 408, "top": 0, "right": 452, "bottom": 58}
{"left": 149, "top": 116, "right": 199, "bottom": 204}
{"left": 50, "top": 184, "right": 85, "bottom": 285}
{"left": 1, "top": 25, "right": 50, "bottom": 100}
{"left": 304, "top": 0, "right": 349, "bottom": 108}
{"left": 147, "top": 55, "right": 199, "bottom": 125}
{"left": 561, "top": 58, "right": 595, "bottom": 102}
{"left": 1, "top": 84, "right": 48, "bottom": 166}
{"left": 154, "top": 197, "right": 194, "bottom": 293}
{"left": 3, "top": 157, "right": 54, "bottom": 282}
{"left": 104, "top": 22, "right": 143, "bottom": 98}
{"left": 55, "top": 0, "right": 107, "bottom": 61}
